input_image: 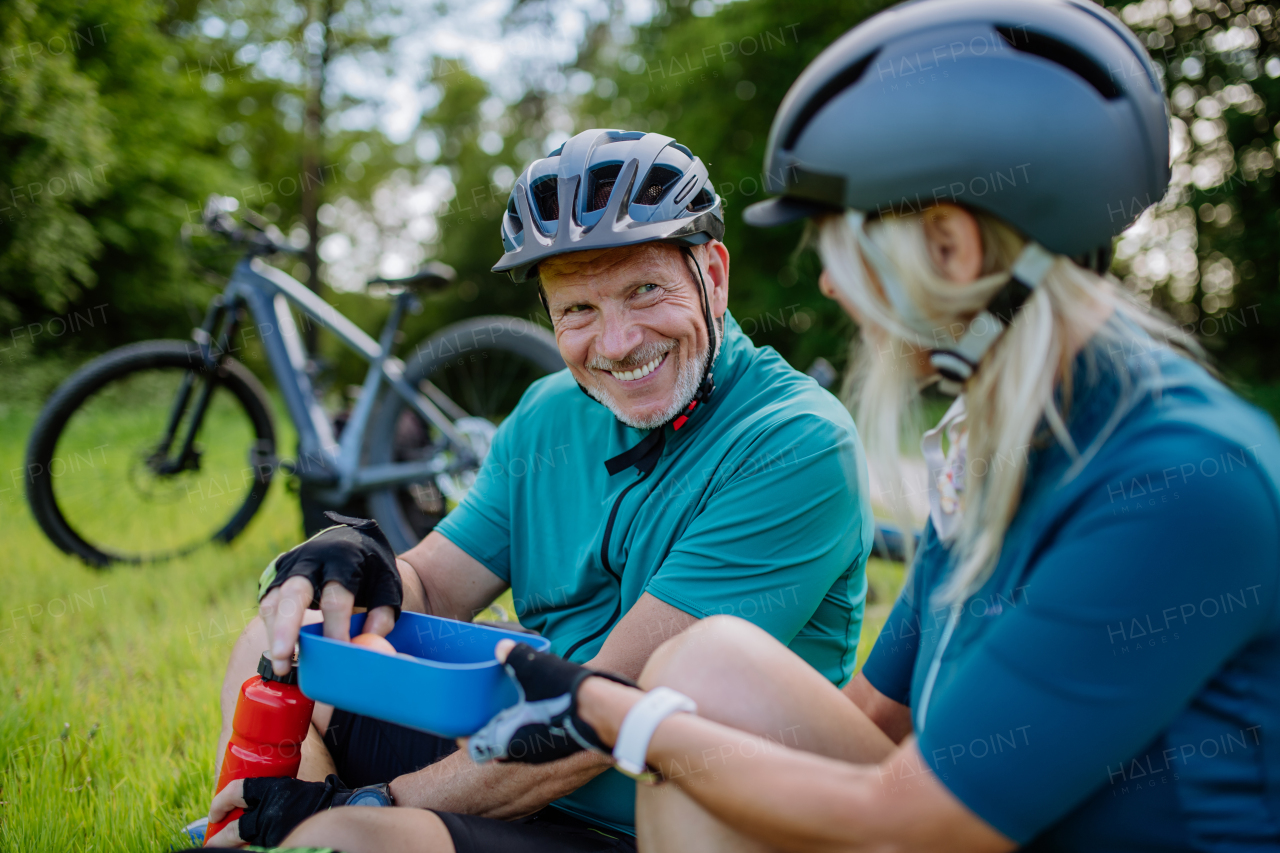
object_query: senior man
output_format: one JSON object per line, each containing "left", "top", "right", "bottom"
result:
{"left": 205, "top": 128, "right": 874, "bottom": 853}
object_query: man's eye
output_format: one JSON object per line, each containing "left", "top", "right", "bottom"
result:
{"left": 562, "top": 304, "right": 589, "bottom": 314}
{"left": 636, "top": 284, "right": 658, "bottom": 295}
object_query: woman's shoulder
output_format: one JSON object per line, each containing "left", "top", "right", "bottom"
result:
{"left": 1063, "top": 342, "right": 1280, "bottom": 525}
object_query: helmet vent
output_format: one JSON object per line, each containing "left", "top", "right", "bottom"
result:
{"left": 532, "top": 178, "right": 560, "bottom": 222}
{"left": 782, "top": 51, "right": 877, "bottom": 150}
{"left": 506, "top": 196, "right": 523, "bottom": 235}
{"left": 586, "top": 164, "right": 623, "bottom": 213}
{"left": 686, "top": 188, "right": 714, "bottom": 213}
{"left": 633, "top": 165, "right": 681, "bottom": 206}
{"left": 995, "top": 27, "right": 1121, "bottom": 99}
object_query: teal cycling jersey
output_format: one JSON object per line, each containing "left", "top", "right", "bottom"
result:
{"left": 435, "top": 312, "right": 873, "bottom": 833}
{"left": 862, "top": 324, "right": 1280, "bottom": 850}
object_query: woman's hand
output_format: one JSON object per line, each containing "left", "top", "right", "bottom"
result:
{"left": 462, "top": 641, "right": 639, "bottom": 764}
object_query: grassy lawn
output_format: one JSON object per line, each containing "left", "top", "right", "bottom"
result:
{"left": 0, "top": 397, "right": 308, "bottom": 851}
{"left": 0, "top": 384, "right": 903, "bottom": 852}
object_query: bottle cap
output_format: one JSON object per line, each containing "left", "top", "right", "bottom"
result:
{"left": 257, "top": 652, "right": 300, "bottom": 685}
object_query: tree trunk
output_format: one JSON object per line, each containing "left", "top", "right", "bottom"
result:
{"left": 301, "top": 0, "right": 334, "bottom": 355}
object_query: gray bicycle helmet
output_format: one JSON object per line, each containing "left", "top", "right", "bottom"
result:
{"left": 493, "top": 128, "right": 724, "bottom": 283}
{"left": 496, "top": 128, "right": 727, "bottom": 425}
{"left": 744, "top": 0, "right": 1170, "bottom": 387}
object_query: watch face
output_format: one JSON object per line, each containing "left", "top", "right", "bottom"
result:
{"left": 347, "top": 787, "right": 392, "bottom": 807}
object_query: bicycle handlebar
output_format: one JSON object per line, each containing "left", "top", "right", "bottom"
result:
{"left": 202, "top": 195, "right": 301, "bottom": 257}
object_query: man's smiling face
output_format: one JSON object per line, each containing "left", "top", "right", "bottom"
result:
{"left": 540, "top": 241, "right": 729, "bottom": 430}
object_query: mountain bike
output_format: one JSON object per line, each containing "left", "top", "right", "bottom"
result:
{"left": 25, "top": 198, "right": 564, "bottom": 565}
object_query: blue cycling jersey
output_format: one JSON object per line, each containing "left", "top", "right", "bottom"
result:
{"left": 862, "top": 323, "right": 1280, "bottom": 850}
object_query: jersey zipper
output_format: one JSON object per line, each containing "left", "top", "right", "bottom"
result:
{"left": 562, "top": 468, "right": 656, "bottom": 660}
{"left": 563, "top": 428, "right": 671, "bottom": 661}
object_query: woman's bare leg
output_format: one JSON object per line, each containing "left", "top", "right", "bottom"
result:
{"left": 284, "top": 807, "right": 455, "bottom": 853}
{"left": 635, "top": 616, "right": 895, "bottom": 853}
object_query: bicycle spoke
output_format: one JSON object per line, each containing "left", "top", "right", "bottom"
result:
{"left": 50, "top": 366, "right": 264, "bottom": 560}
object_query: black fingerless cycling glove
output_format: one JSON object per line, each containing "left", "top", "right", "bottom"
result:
{"left": 468, "top": 643, "right": 636, "bottom": 765}
{"left": 238, "top": 774, "right": 352, "bottom": 846}
{"left": 257, "top": 512, "right": 402, "bottom": 618}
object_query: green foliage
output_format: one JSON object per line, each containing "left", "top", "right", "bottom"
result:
{"left": 0, "top": 1, "right": 114, "bottom": 325}
{"left": 405, "top": 66, "right": 546, "bottom": 328}
{"left": 1109, "top": 1, "right": 1280, "bottom": 384}
{"left": 0, "top": 0, "right": 254, "bottom": 349}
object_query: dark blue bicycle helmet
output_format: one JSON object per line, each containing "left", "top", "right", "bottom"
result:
{"left": 744, "top": 0, "right": 1170, "bottom": 260}
{"left": 493, "top": 129, "right": 724, "bottom": 283}
{"left": 744, "top": 0, "right": 1170, "bottom": 387}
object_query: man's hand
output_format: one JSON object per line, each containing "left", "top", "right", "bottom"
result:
{"left": 207, "top": 774, "right": 362, "bottom": 848}
{"left": 206, "top": 777, "right": 249, "bottom": 848}
{"left": 256, "top": 513, "right": 401, "bottom": 676}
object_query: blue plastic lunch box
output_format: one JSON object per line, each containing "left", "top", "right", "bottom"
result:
{"left": 297, "top": 612, "right": 549, "bottom": 739}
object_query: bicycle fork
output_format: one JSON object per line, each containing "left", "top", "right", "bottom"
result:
{"left": 150, "top": 296, "right": 241, "bottom": 476}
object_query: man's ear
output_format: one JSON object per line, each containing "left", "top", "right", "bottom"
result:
{"left": 701, "top": 241, "right": 730, "bottom": 318}
{"left": 922, "top": 203, "right": 983, "bottom": 284}
{"left": 536, "top": 282, "right": 551, "bottom": 320}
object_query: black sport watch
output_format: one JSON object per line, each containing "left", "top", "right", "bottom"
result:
{"left": 345, "top": 782, "right": 394, "bottom": 807}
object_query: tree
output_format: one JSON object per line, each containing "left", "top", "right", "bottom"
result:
{"left": 522, "top": 0, "right": 1280, "bottom": 400}
{"left": 540, "top": 0, "right": 898, "bottom": 374}
{"left": 1107, "top": 0, "right": 1279, "bottom": 389}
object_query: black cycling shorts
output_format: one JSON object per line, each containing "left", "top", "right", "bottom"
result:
{"left": 323, "top": 708, "right": 637, "bottom": 853}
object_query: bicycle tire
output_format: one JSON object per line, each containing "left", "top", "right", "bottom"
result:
{"left": 365, "top": 315, "right": 564, "bottom": 552}
{"left": 25, "top": 339, "right": 276, "bottom": 566}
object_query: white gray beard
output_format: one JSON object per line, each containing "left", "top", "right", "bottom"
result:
{"left": 585, "top": 343, "right": 709, "bottom": 430}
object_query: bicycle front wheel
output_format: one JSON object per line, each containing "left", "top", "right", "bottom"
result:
{"left": 25, "top": 340, "right": 276, "bottom": 565}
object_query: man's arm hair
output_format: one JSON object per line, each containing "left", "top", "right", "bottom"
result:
{"left": 583, "top": 592, "right": 699, "bottom": 679}
{"left": 397, "top": 531, "right": 508, "bottom": 621}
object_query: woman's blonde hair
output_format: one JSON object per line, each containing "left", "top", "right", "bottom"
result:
{"left": 818, "top": 209, "right": 1199, "bottom": 603}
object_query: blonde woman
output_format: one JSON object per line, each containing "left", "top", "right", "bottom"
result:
{"left": 274, "top": 1, "right": 1280, "bottom": 851}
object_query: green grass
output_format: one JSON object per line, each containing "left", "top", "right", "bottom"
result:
{"left": 0, "top": 383, "right": 903, "bottom": 852}
{"left": 0, "top": 399, "right": 309, "bottom": 852}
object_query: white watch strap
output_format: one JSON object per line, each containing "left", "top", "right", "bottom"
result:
{"left": 612, "top": 687, "right": 697, "bottom": 779}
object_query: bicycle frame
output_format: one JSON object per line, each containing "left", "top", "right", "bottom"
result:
{"left": 196, "top": 255, "right": 474, "bottom": 504}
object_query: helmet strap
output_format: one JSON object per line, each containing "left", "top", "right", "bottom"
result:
{"left": 675, "top": 245, "right": 718, "bottom": 430}
{"left": 843, "top": 210, "right": 1057, "bottom": 396}
{"left": 929, "top": 242, "right": 1056, "bottom": 394}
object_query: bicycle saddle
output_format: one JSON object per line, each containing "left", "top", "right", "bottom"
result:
{"left": 369, "top": 261, "right": 456, "bottom": 292}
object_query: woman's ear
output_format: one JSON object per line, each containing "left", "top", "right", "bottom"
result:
{"left": 922, "top": 203, "right": 983, "bottom": 284}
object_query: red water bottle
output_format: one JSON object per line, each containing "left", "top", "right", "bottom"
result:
{"left": 207, "top": 653, "right": 315, "bottom": 845}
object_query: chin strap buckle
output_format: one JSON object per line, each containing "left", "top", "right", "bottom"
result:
{"left": 929, "top": 242, "right": 1057, "bottom": 391}
{"left": 672, "top": 402, "right": 695, "bottom": 432}
{"left": 673, "top": 374, "right": 715, "bottom": 432}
